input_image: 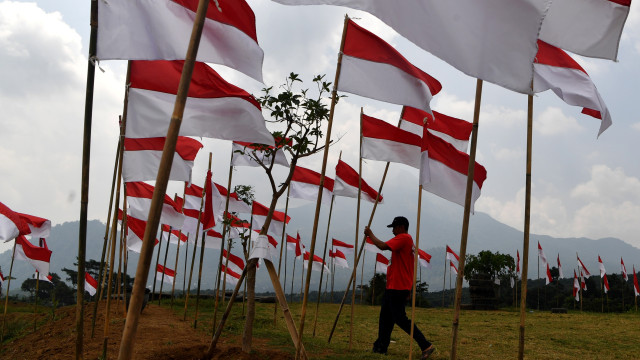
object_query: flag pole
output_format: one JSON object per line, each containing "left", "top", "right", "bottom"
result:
{"left": 295, "top": 15, "right": 349, "bottom": 358}
{"left": 312, "top": 193, "right": 335, "bottom": 336}
{"left": 409, "top": 185, "right": 424, "bottom": 360}
{"left": 193, "top": 153, "right": 213, "bottom": 329}
{"left": 1, "top": 241, "right": 18, "bottom": 341}
{"left": 151, "top": 228, "right": 165, "bottom": 300}
{"left": 517, "top": 91, "right": 534, "bottom": 360}
{"left": 170, "top": 184, "right": 187, "bottom": 310}
{"left": 116, "top": 221, "right": 124, "bottom": 311}
{"left": 537, "top": 247, "right": 540, "bottom": 310}
{"left": 158, "top": 228, "right": 174, "bottom": 304}
{"left": 442, "top": 250, "right": 447, "bottom": 307}
{"left": 76, "top": 0, "right": 99, "bottom": 356}
{"left": 183, "top": 235, "right": 189, "bottom": 296}
{"left": 450, "top": 78, "right": 483, "bottom": 359}
{"left": 290, "top": 252, "right": 298, "bottom": 303}
{"left": 371, "top": 257, "right": 376, "bottom": 305}
{"left": 221, "top": 238, "right": 233, "bottom": 307}
{"left": 275, "top": 186, "right": 292, "bottom": 325}
{"left": 183, "top": 184, "right": 206, "bottom": 321}
{"left": 170, "top": 232, "right": 182, "bottom": 309}
{"left": 34, "top": 269, "right": 40, "bottom": 332}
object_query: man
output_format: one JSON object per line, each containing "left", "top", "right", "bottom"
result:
{"left": 364, "top": 216, "right": 435, "bottom": 359}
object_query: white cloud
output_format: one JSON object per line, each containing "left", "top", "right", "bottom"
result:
{"left": 534, "top": 107, "right": 583, "bottom": 136}
{"left": 632, "top": 122, "right": 640, "bottom": 131}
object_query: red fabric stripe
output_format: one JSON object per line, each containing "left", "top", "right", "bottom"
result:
{"left": 608, "top": 0, "right": 631, "bottom": 6}
{"left": 418, "top": 249, "right": 431, "bottom": 262}
{"left": 124, "top": 137, "right": 203, "bottom": 161}
{"left": 16, "top": 236, "right": 51, "bottom": 263}
{"left": 156, "top": 264, "right": 176, "bottom": 277}
{"left": 303, "top": 251, "right": 324, "bottom": 264}
{"left": 335, "top": 160, "right": 382, "bottom": 201}
{"left": 362, "top": 114, "right": 421, "bottom": 146}
{"left": 344, "top": 20, "right": 442, "bottom": 96}
{"left": 423, "top": 131, "right": 487, "bottom": 188}
{"left": 126, "top": 182, "right": 181, "bottom": 211}
{"left": 225, "top": 212, "right": 250, "bottom": 228}
{"left": 251, "top": 201, "right": 290, "bottom": 223}
{"left": 403, "top": 107, "right": 472, "bottom": 141}
{"left": 85, "top": 273, "right": 98, "bottom": 288}
{"left": 16, "top": 213, "right": 48, "bottom": 229}
{"left": 185, "top": 184, "right": 203, "bottom": 197}
{"left": 376, "top": 253, "right": 389, "bottom": 265}
{"left": 223, "top": 249, "right": 245, "bottom": 270}
{"left": 446, "top": 245, "right": 459, "bottom": 261}
{"left": 172, "top": 0, "right": 258, "bottom": 41}
{"left": 291, "top": 166, "right": 334, "bottom": 191}
{"left": 535, "top": 40, "right": 587, "bottom": 74}
{"left": 214, "top": 183, "right": 228, "bottom": 196}
{"left": 0, "top": 202, "right": 30, "bottom": 236}
{"left": 581, "top": 108, "right": 602, "bottom": 119}
{"left": 221, "top": 264, "right": 241, "bottom": 279}
{"left": 332, "top": 238, "right": 353, "bottom": 249}
{"left": 334, "top": 249, "right": 346, "bottom": 260}
{"left": 206, "top": 229, "right": 223, "bottom": 238}
{"left": 129, "top": 60, "right": 260, "bottom": 108}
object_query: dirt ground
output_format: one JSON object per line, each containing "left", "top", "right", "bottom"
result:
{"left": 0, "top": 301, "right": 293, "bottom": 360}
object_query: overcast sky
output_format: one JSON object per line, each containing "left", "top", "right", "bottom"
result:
{"left": 1, "top": 0, "right": 640, "bottom": 254}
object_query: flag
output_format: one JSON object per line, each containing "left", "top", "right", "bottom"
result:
{"left": 223, "top": 249, "right": 245, "bottom": 275}
{"left": 417, "top": 249, "right": 431, "bottom": 269}
{"left": 557, "top": 254, "right": 564, "bottom": 279}
{"left": 580, "top": 270, "right": 587, "bottom": 290}
{"left": 221, "top": 264, "right": 242, "bottom": 286}
{"left": 375, "top": 253, "right": 389, "bottom": 274}
{"left": 0, "top": 271, "right": 5, "bottom": 285}
{"left": 621, "top": 257, "right": 628, "bottom": 281}
{"left": 224, "top": 212, "right": 251, "bottom": 240}
{"left": 332, "top": 238, "right": 354, "bottom": 255}
{"left": 15, "top": 235, "right": 51, "bottom": 275}
{"left": 450, "top": 261, "right": 458, "bottom": 276}
{"left": 603, "top": 273, "right": 610, "bottom": 294}
{"left": 303, "top": 251, "right": 329, "bottom": 273}
{"left": 36, "top": 272, "right": 53, "bottom": 283}
{"left": 123, "top": 137, "right": 203, "bottom": 183}
{"left": 161, "top": 225, "right": 188, "bottom": 245}
{"left": 510, "top": 271, "right": 515, "bottom": 288}
{"left": 633, "top": 266, "right": 639, "bottom": 297}
{"left": 598, "top": 255, "right": 606, "bottom": 278}
{"left": 182, "top": 183, "right": 204, "bottom": 236}
{"left": 212, "top": 183, "right": 252, "bottom": 216}
{"left": 419, "top": 130, "right": 487, "bottom": 212}
{"left": 538, "top": 242, "right": 548, "bottom": 267}
{"left": 364, "top": 237, "right": 383, "bottom": 255}
{"left": 533, "top": 40, "right": 612, "bottom": 137}
{"left": 446, "top": 245, "right": 459, "bottom": 266}
{"left": 544, "top": 263, "right": 552, "bottom": 285}
{"left": 289, "top": 166, "right": 334, "bottom": 204}
{"left": 126, "top": 181, "right": 185, "bottom": 228}
{"left": 200, "top": 229, "right": 223, "bottom": 249}
{"left": 231, "top": 140, "right": 290, "bottom": 168}
{"left": 17, "top": 213, "right": 51, "bottom": 239}
{"left": 271, "top": 0, "right": 549, "bottom": 94}
{"left": 401, "top": 107, "right": 473, "bottom": 153}
{"left": 539, "top": 0, "right": 631, "bottom": 60}
{"left": 361, "top": 113, "right": 422, "bottom": 168}
{"left": 126, "top": 60, "right": 274, "bottom": 145}
{"left": 573, "top": 270, "right": 580, "bottom": 301}
{"left": 97, "top": 0, "right": 264, "bottom": 82}
{"left": 125, "top": 216, "right": 159, "bottom": 253}
{"left": 155, "top": 264, "right": 175, "bottom": 286}
{"left": 577, "top": 255, "right": 591, "bottom": 277}
{"left": 85, "top": 273, "right": 98, "bottom": 296}
{"left": 336, "top": 19, "right": 441, "bottom": 113}
{"left": 333, "top": 160, "right": 382, "bottom": 203}
{"left": 251, "top": 201, "right": 290, "bottom": 237}
{"left": 329, "top": 249, "right": 349, "bottom": 269}
{"left": 0, "top": 202, "right": 30, "bottom": 242}
{"left": 201, "top": 170, "right": 216, "bottom": 231}
{"left": 516, "top": 251, "right": 521, "bottom": 279}
{"left": 286, "top": 233, "right": 304, "bottom": 258}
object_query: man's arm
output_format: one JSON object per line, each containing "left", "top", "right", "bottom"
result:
{"left": 363, "top": 226, "right": 391, "bottom": 251}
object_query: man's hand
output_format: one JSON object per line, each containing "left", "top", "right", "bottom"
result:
{"left": 364, "top": 226, "right": 373, "bottom": 238}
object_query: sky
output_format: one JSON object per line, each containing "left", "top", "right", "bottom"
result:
{"left": 1, "top": 0, "right": 640, "bottom": 254}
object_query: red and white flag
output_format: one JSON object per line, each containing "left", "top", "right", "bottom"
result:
{"left": 538, "top": 242, "right": 548, "bottom": 267}
{"left": 573, "top": 270, "right": 580, "bottom": 301}
{"left": 603, "top": 273, "right": 610, "bottom": 294}
{"left": 557, "top": 254, "right": 564, "bottom": 279}
{"left": 126, "top": 216, "right": 159, "bottom": 253}
{"left": 450, "top": 261, "right": 458, "bottom": 276}
{"left": 419, "top": 130, "right": 487, "bottom": 212}
{"left": 286, "top": 233, "right": 304, "bottom": 258}
{"left": 223, "top": 249, "right": 245, "bottom": 275}
{"left": 580, "top": 270, "right": 588, "bottom": 290}
{"left": 17, "top": 213, "right": 50, "bottom": 239}
{"left": 540, "top": 0, "right": 631, "bottom": 61}
{"left": 224, "top": 212, "right": 251, "bottom": 241}
{"left": 97, "top": 0, "right": 264, "bottom": 82}
{"left": 577, "top": 255, "right": 591, "bottom": 277}
{"left": 0, "top": 270, "right": 4, "bottom": 284}
{"left": 544, "top": 263, "right": 552, "bottom": 285}
{"left": 155, "top": 264, "right": 176, "bottom": 286}
{"left": 598, "top": 255, "right": 606, "bottom": 278}
{"left": 333, "top": 160, "right": 382, "bottom": 204}
{"left": 361, "top": 113, "right": 422, "bottom": 168}
{"left": 401, "top": 107, "right": 473, "bottom": 153}
{"left": 126, "top": 181, "right": 185, "bottom": 228}
{"left": 123, "top": 137, "right": 202, "bottom": 183}
{"left": 85, "top": 273, "right": 98, "bottom": 296}
{"left": 332, "top": 238, "right": 354, "bottom": 255}
{"left": 182, "top": 183, "right": 204, "bottom": 236}
{"left": 364, "top": 237, "right": 383, "bottom": 255}
{"left": 212, "top": 183, "right": 252, "bottom": 217}
{"left": 221, "top": 264, "right": 242, "bottom": 286}
{"left": 231, "top": 140, "right": 290, "bottom": 168}
{"left": 329, "top": 249, "right": 349, "bottom": 269}
{"left": 36, "top": 272, "right": 53, "bottom": 283}
{"left": 272, "top": 0, "right": 549, "bottom": 94}
{"left": 161, "top": 225, "right": 188, "bottom": 246}
{"left": 621, "top": 257, "right": 628, "bottom": 281}
{"left": 446, "top": 245, "right": 460, "bottom": 266}
{"left": 125, "top": 60, "right": 274, "bottom": 145}
{"left": 418, "top": 249, "right": 432, "bottom": 269}
{"left": 633, "top": 266, "right": 639, "bottom": 297}
{"left": 251, "top": 201, "right": 290, "bottom": 237}
{"left": 303, "top": 251, "right": 329, "bottom": 273}
{"left": 517, "top": 250, "right": 521, "bottom": 279}
{"left": 0, "top": 202, "right": 30, "bottom": 242}
{"left": 201, "top": 170, "right": 216, "bottom": 231}
{"left": 289, "top": 166, "right": 334, "bottom": 205}
{"left": 200, "top": 229, "right": 223, "bottom": 249}
{"left": 375, "top": 253, "right": 389, "bottom": 274}
{"left": 533, "top": 40, "right": 612, "bottom": 136}
{"left": 337, "top": 20, "right": 441, "bottom": 113}
{"left": 15, "top": 235, "right": 51, "bottom": 275}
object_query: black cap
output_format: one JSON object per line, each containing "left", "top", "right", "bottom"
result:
{"left": 387, "top": 216, "right": 409, "bottom": 229}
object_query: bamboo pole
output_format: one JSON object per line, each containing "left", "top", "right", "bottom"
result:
{"left": 359, "top": 248, "right": 365, "bottom": 304}
{"left": 442, "top": 250, "right": 447, "bottom": 307}
{"left": 34, "top": 270, "right": 40, "bottom": 332}
{"left": 330, "top": 245, "right": 335, "bottom": 303}
{"left": 290, "top": 255, "right": 297, "bottom": 303}
{"left": 116, "top": 221, "right": 124, "bottom": 311}
{"left": 117, "top": 0, "right": 211, "bottom": 354}
{"left": 193, "top": 153, "right": 213, "bottom": 329}
{"left": 371, "top": 255, "right": 376, "bottom": 305}
{"left": 170, "top": 234, "right": 182, "bottom": 309}
{"left": 158, "top": 228, "right": 173, "bottom": 304}
{"left": 516, "top": 92, "right": 534, "bottom": 360}
{"left": 183, "top": 237, "right": 189, "bottom": 295}
{"left": 450, "top": 79, "right": 483, "bottom": 360}
{"left": 123, "top": 247, "right": 129, "bottom": 314}
{"left": 1, "top": 241, "right": 17, "bottom": 341}
{"left": 151, "top": 229, "right": 165, "bottom": 300}
{"left": 76, "top": 0, "right": 99, "bottom": 356}
{"left": 183, "top": 231, "right": 199, "bottom": 320}
{"left": 221, "top": 239, "right": 232, "bottom": 305}
{"left": 117, "top": 203, "right": 128, "bottom": 314}
{"left": 537, "top": 248, "right": 540, "bottom": 310}
{"left": 312, "top": 193, "right": 335, "bottom": 336}
{"left": 408, "top": 186, "right": 423, "bottom": 360}
{"left": 274, "top": 186, "right": 291, "bottom": 325}
{"left": 295, "top": 15, "right": 349, "bottom": 359}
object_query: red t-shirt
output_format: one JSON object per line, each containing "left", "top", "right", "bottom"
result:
{"left": 385, "top": 233, "right": 415, "bottom": 290}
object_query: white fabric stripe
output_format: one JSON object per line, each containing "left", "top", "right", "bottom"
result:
{"left": 418, "top": 258, "right": 431, "bottom": 269}
{"left": 251, "top": 215, "right": 285, "bottom": 237}
{"left": 85, "top": 281, "right": 97, "bottom": 296}
{"left": 429, "top": 130, "right": 469, "bottom": 153}
{"left": 126, "top": 231, "right": 144, "bottom": 253}
{"left": 339, "top": 55, "right": 433, "bottom": 114}
{"left": 333, "top": 245, "right": 354, "bottom": 255}
{"left": 97, "top": 0, "right": 264, "bottom": 82}
{"left": 362, "top": 136, "right": 421, "bottom": 168}
{"left": 27, "top": 222, "right": 51, "bottom": 239}
{"left": 421, "top": 156, "right": 482, "bottom": 212}
{"left": 123, "top": 150, "right": 193, "bottom": 182}
{"left": 333, "top": 177, "right": 379, "bottom": 203}
{"left": 0, "top": 214, "right": 20, "bottom": 242}
{"left": 156, "top": 271, "right": 175, "bottom": 286}
{"left": 127, "top": 197, "right": 185, "bottom": 228}
{"left": 332, "top": 257, "right": 349, "bottom": 269}
{"left": 289, "top": 180, "right": 332, "bottom": 204}
{"left": 398, "top": 120, "right": 423, "bottom": 137}
{"left": 15, "top": 246, "right": 49, "bottom": 275}
{"left": 126, "top": 88, "right": 274, "bottom": 145}
{"left": 365, "top": 243, "right": 383, "bottom": 255}
{"left": 375, "top": 262, "right": 387, "bottom": 274}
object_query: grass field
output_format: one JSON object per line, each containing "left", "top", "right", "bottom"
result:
{"left": 175, "top": 298, "right": 640, "bottom": 359}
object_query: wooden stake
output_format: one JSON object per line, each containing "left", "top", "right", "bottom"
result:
{"left": 77, "top": 0, "right": 99, "bottom": 356}
{"left": 450, "top": 79, "right": 483, "bottom": 360}
{"left": 517, "top": 92, "right": 534, "bottom": 360}
{"left": 312, "top": 194, "right": 335, "bottom": 336}
{"left": 117, "top": 0, "right": 211, "bottom": 353}
{"left": 408, "top": 186, "right": 423, "bottom": 360}
{"left": 1, "top": 241, "right": 17, "bottom": 341}
{"left": 295, "top": 15, "right": 349, "bottom": 359}
{"left": 274, "top": 186, "right": 291, "bottom": 325}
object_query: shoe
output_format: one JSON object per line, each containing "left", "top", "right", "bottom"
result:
{"left": 421, "top": 345, "right": 435, "bottom": 359}
{"left": 372, "top": 346, "right": 387, "bottom": 355}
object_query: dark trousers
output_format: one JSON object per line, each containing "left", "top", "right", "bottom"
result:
{"left": 373, "top": 289, "right": 431, "bottom": 353}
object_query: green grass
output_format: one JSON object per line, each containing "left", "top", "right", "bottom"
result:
{"left": 166, "top": 297, "right": 640, "bottom": 359}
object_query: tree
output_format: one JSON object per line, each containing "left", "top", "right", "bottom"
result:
{"left": 20, "top": 273, "right": 75, "bottom": 307}
{"left": 236, "top": 73, "right": 333, "bottom": 353}
{"left": 463, "top": 250, "right": 515, "bottom": 283}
